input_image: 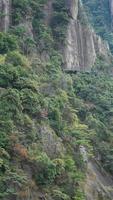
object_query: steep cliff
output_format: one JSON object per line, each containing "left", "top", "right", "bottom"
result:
{"left": 63, "top": 0, "right": 111, "bottom": 71}
{"left": 110, "top": 0, "right": 113, "bottom": 27}
{"left": 64, "top": 20, "right": 110, "bottom": 71}
{"left": 0, "top": 0, "right": 11, "bottom": 32}
{"left": 0, "top": 1, "right": 113, "bottom": 200}
{"left": 84, "top": 160, "right": 113, "bottom": 200}
{"left": 0, "top": 0, "right": 111, "bottom": 72}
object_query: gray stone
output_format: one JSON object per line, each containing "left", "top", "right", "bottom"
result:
{"left": 109, "top": 0, "right": 113, "bottom": 27}
{"left": 65, "top": 0, "right": 78, "bottom": 20}
{"left": 0, "top": 0, "right": 11, "bottom": 32}
{"left": 63, "top": 0, "right": 110, "bottom": 72}
{"left": 84, "top": 159, "right": 113, "bottom": 200}
{"left": 38, "top": 125, "right": 65, "bottom": 159}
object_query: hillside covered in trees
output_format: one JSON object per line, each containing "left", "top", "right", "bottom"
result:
{"left": 0, "top": 0, "right": 113, "bottom": 200}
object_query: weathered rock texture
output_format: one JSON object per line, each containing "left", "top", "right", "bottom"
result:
{"left": 84, "top": 160, "right": 113, "bottom": 200}
{"left": 65, "top": 0, "right": 79, "bottom": 20}
{"left": 0, "top": 0, "right": 110, "bottom": 71}
{"left": 0, "top": 0, "right": 11, "bottom": 32}
{"left": 109, "top": 0, "right": 113, "bottom": 27}
{"left": 63, "top": 0, "right": 110, "bottom": 71}
{"left": 43, "top": 0, "right": 53, "bottom": 25}
{"left": 38, "top": 125, "right": 65, "bottom": 159}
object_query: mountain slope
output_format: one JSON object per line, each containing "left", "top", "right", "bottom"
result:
{"left": 0, "top": 0, "right": 113, "bottom": 200}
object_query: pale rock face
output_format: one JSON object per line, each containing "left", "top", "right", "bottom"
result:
{"left": 65, "top": 0, "right": 78, "bottom": 19}
{"left": 84, "top": 160, "right": 113, "bottom": 200}
{"left": 64, "top": 21, "right": 96, "bottom": 71}
{"left": 110, "top": 0, "right": 113, "bottom": 26}
{"left": 79, "top": 145, "right": 88, "bottom": 162}
{"left": 0, "top": 0, "right": 11, "bottom": 32}
{"left": 38, "top": 126, "right": 65, "bottom": 159}
{"left": 64, "top": 0, "right": 110, "bottom": 72}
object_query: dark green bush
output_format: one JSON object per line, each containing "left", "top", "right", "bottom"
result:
{"left": 0, "top": 32, "right": 18, "bottom": 54}
{"left": 0, "top": 120, "right": 14, "bottom": 148}
{"left": 12, "top": 0, "right": 47, "bottom": 24}
{"left": 51, "top": 0, "right": 69, "bottom": 43}
{"left": 5, "top": 51, "right": 29, "bottom": 67}
{"left": 20, "top": 89, "right": 41, "bottom": 115}
{"left": 0, "top": 89, "right": 22, "bottom": 121}
{"left": 0, "top": 63, "right": 29, "bottom": 88}
{"left": 34, "top": 153, "right": 57, "bottom": 185}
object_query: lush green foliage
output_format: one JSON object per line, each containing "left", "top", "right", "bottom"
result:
{"left": 12, "top": 0, "right": 47, "bottom": 24}
{"left": 1, "top": 0, "right": 113, "bottom": 199}
{"left": 72, "top": 67, "right": 113, "bottom": 174}
{"left": 51, "top": 0, "right": 69, "bottom": 43}
{"left": 34, "top": 153, "right": 57, "bottom": 185}
{"left": 0, "top": 45, "right": 86, "bottom": 199}
{"left": 0, "top": 32, "right": 18, "bottom": 54}
{"left": 0, "top": 42, "right": 88, "bottom": 199}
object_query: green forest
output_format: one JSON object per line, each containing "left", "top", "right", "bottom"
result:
{"left": 0, "top": 0, "right": 113, "bottom": 199}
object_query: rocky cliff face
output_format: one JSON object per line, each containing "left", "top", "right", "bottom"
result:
{"left": 63, "top": 0, "right": 110, "bottom": 72}
{"left": 43, "top": 0, "right": 53, "bottom": 26}
{"left": 64, "top": 21, "right": 110, "bottom": 72}
{"left": 0, "top": 0, "right": 11, "bottom": 32}
{"left": 110, "top": 0, "right": 113, "bottom": 27}
{"left": 0, "top": 0, "right": 111, "bottom": 72}
{"left": 0, "top": 1, "right": 113, "bottom": 199}
{"left": 84, "top": 160, "right": 113, "bottom": 200}
{"left": 65, "top": 0, "right": 79, "bottom": 20}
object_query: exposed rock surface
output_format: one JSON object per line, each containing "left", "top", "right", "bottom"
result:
{"left": 0, "top": 0, "right": 11, "bottom": 32}
{"left": 38, "top": 125, "right": 65, "bottom": 159}
{"left": 63, "top": 0, "right": 110, "bottom": 72}
{"left": 0, "top": 1, "right": 113, "bottom": 199}
{"left": 0, "top": 0, "right": 110, "bottom": 72}
{"left": 18, "top": 17, "right": 36, "bottom": 55}
{"left": 43, "top": 0, "right": 53, "bottom": 25}
{"left": 65, "top": 0, "right": 79, "bottom": 20}
{"left": 109, "top": 0, "right": 113, "bottom": 27}
{"left": 84, "top": 159, "right": 113, "bottom": 200}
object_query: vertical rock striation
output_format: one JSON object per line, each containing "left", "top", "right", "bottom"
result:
{"left": 0, "top": 0, "right": 11, "bottom": 32}
{"left": 109, "top": 0, "right": 113, "bottom": 28}
{"left": 63, "top": 0, "right": 110, "bottom": 72}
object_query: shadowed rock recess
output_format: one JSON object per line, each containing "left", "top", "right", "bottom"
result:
{"left": 1, "top": 0, "right": 113, "bottom": 200}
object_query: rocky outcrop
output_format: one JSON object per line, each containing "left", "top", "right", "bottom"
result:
{"left": 84, "top": 160, "right": 113, "bottom": 200}
{"left": 18, "top": 17, "right": 36, "bottom": 55}
{"left": 43, "top": 0, "right": 53, "bottom": 25}
{"left": 65, "top": 0, "right": 79, "bottom": 20}
{"left": 63, "top": 0, "right": 110, "bottom": 72}
{"left": 64, "top": 20, "right": 110, "bottom": 72}
{"left": 0, "top": 0, "right": 11, "bottom": 32}
{"left": 109, "top": 0, "right": 113, "bottom": 27}
{"left": 38, "top": 125, "right": 65, "bottom": 159}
